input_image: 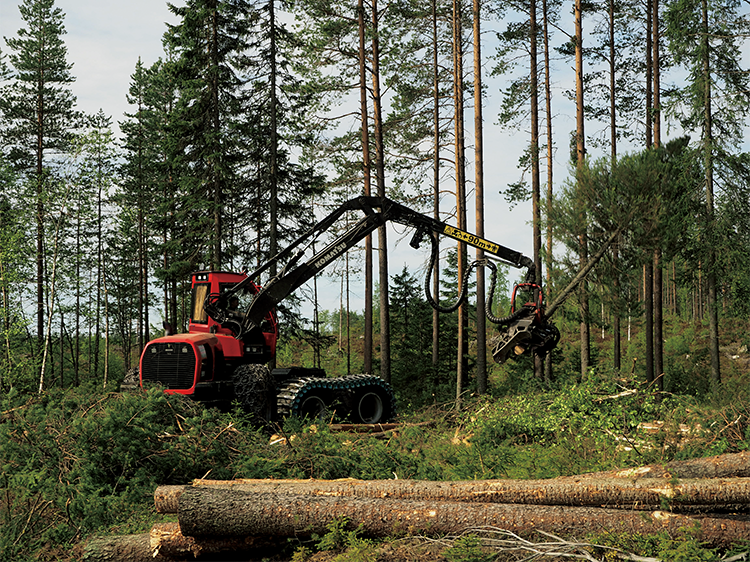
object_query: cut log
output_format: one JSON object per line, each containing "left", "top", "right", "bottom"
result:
{"left": 83, "top": 523, "right": 272, "bottom": 562}
{"left": 82, "top": 532, "right": 165, "bottom": 562}
{"left": 150, "top": 522, "right": 271, "bottom": 559}
{"left": 177, "top": 487, "right": 750, "bottom": 548}
{"left": 155, "top": 485, "right": 184, "bottom": 514}
{"left": 577, "top": 451, "right": 750, "bottom": 480}
{"left": 155, "top": 476, "right": 750, "bottom": 513}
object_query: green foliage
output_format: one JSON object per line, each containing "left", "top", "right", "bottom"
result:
{"left": 4, "top": 378, "right": 750, "bottom": 559}
{"left": 0, "top": 385, "right": 266, "bottom": 560}
{"left": 587, "top": 530, "right": 720, "bottom": 561}
{"left": 444, "top": 535, "right": 492, "bottom": 562}
{"left": 291, "top": 518, "right": 377, "bottom": 562}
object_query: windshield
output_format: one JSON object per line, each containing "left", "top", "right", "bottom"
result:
{"left": 191, "top": 284, "right": 210, "bottom": 323}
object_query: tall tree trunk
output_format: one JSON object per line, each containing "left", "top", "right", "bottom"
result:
{"left": 702, "top": 0, "right": 720, "bottom": 387}
{"left": 529, "top": 0, "right": 543, "bottom": 381}
{"left": 453, "top": 0, "right": 469, "bottom": 404}
{"left": 371, "top": 0, "right": 390, "bottom": 383}
{"left": 645, "top": 262, "right": 654, "bottom": 384}
{"left": 575, "top": 0, "right": 589, "bottom": 380}
{"left": 542, "top": 0, "right": 554, "bottom": 384}
{"left": 358, "top": 0, "right": 373, "bottom": 375}
{"left": 654, "top": 250, "right": 663, "bottom": 390}
{"left": 651, "top": 0, "right": 664, "bottom": 387}
{"left": 473, "top": 0, "right": 487, "bottom": 394}
{"left": 431, "top": 0, "right": 441, "bottom": 385}
{"left": 269, "top": 0, "right": 278, "bottom": 280}
{"left": 609, "top": 0, "right": 621, "bottom": 372}
{"left": 267, "top": 0, "right": 279, "bottom": 370}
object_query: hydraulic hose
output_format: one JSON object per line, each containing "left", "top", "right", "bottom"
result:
{"left": 423, "top": 234, "right": 531, "bottom": 326}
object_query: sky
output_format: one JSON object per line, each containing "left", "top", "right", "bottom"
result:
{"left": 0, "top": 0, "right": 597, "bottom": 318}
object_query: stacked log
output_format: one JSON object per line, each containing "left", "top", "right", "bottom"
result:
{"left": 83, "top": 452, "right": 750, "bottom": 561}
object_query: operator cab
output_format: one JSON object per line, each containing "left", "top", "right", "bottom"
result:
{"left": 189, "top": 271, "right": 278, "bottom": 362}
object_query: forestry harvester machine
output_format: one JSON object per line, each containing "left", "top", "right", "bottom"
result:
{"left": 126, "top": 197, "right": 559, "bottom": 423}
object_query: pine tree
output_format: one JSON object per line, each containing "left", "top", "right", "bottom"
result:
{"left": 665, "top": 0, "right": 750, "bottom": 388}
{"left": 0, "top": 0, "right": 77, "bottom": 366}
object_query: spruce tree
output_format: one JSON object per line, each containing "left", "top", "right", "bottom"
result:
{"left": 164, "top": 0, "right": 255, "bottom": 272}
{"left": 238, "top": 0, "right": 324, "bottom": 273}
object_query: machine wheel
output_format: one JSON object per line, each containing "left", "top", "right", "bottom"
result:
{"left": 351, "top": 385, "right": 394, "bottom": 424}
{"left": 120, "top": 367, "right": 140, "bottom": 392}
{"left": 232, "top": 364, "right": 275, "bottom": 421}
{"left": 297, "top": 390, "right": 332, "bottom": 421}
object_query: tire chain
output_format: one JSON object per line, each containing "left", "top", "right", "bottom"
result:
{"left": 276, "top": 374, "right": 396, "bottom": 421}
{"left": 233, "top": 364, "right": 274, "bottom": 419}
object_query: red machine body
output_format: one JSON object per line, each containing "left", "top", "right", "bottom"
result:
{"left": 138, "top": 271, "right": 277, "bottom": 404}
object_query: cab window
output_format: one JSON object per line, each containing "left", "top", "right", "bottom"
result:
{"left": 191, "top": 284, "right": 210, "bottom": 323}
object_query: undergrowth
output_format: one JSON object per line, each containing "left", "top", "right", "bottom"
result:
{"left": 1, "top": 377, "right": 749, "bottom": 561}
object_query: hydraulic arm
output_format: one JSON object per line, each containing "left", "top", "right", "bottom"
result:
{"left": 204, "top": 196, "right": 559, "bottom": 363}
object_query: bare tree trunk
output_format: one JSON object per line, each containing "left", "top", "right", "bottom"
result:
{"left": 574, "top": 0, "right": 589, "bottom": 381}
{"left": 472, "top": 0, "right": 487, "bottom": 394}
{"left": 645, "top": 262, "right": 654, "bottom": 384}
{"left": 654, "top": 250, "right": 663, "bottom": 390}
{"left": 453, "top": 0, "right": 468, "bottom": 404}
{"left": 529, "top": 0, "right": 544, "bottom": 382}
{"left": 652, "top": 0, "right": 664, "bottom": 389}
{"left": 371, "top": 0, "right": 390, "bottom": 383}
{"left": 358, "top": 0, "right": 373, "bottom": 374}
{"left": 542, "top": 0, "right": 554, "bottom": 384}
{"left": 431, "top": 0, "right": 441, "bottom": 387}
{"left": 609, "top": 0, "right": 621, "bottom": 372}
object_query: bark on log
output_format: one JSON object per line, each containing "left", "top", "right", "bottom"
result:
{"left": 150, "top": 522, "right": 270, "bottom": 559}
{"left": 83, "top": 523, "right": 272, "bottom": 561}
{"left": 177, "top": 487, "right": 750, "bottom": 548}
{"left": 155, "top": 476, "right": 750, "bottom": 513}
{"left": 82, "top": 532, "right": 165, "bottom": 562}
{"left": 576, "top": 451, "right": 750, "bottom": 480}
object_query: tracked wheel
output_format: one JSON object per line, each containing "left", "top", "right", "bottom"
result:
{"left": 277, "top": 378, "right": 332, "bottom": 422}
{"left": 349, "top": 384, "right": 395, "bottom": 424}
{"left": 232, "top": 364, "right": 275, "bottom": 421}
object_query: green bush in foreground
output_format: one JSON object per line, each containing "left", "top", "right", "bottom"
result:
{"left": 1, "top": 377, "right": 749, "bottom": 560}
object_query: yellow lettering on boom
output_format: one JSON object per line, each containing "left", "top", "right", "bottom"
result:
{"left": 442, "top": 225, "right": 500, "bottom": 255}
